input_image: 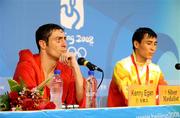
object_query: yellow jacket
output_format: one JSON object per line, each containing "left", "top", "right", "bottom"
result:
{"left": 108, "top": 53, "right": 167, "bottom": 107}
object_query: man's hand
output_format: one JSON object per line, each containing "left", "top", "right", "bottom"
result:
{"left": 59, "top": 52, "right": 77, "bottom": 67}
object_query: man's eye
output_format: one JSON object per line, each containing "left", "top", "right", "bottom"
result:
{"left": 56, "top": 38, "right": 61, "bottom": 42}
{"left": 147, "top": 42, "right": 151, "bottom": 45}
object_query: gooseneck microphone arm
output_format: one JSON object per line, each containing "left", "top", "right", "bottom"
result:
{"left": 97, "top": 70, "right": 104, "bottom": 89}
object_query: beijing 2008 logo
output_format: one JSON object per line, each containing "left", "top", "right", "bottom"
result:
{"left": 60, "top": 0, "right": 84, "bottom": 30}
{"left": 60, "top": 0, "right": 89, "bottom": 58}
{"left": 60, "top": 0, "right": 94, "bottom": 58}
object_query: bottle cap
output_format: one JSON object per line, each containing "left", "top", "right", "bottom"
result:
{"left": 54, "top": 69, "right": 61, "bottom": 75}
{"left": 88, "top": 70, "right": 94, "bottom": 76}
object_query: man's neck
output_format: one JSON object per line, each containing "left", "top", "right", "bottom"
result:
{"left": 134, "top": 52, "right": 147, "bottom": 64}
{"left": 40, "top": 52, "right": 57, "bottom": 75}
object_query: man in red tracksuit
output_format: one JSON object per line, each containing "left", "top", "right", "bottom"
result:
{"left": 13, "top": 23, "right": 85, "bottom": 108}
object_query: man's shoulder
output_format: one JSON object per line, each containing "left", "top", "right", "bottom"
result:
{"left": 19, "top": 49, "right": 33, "bottom": 55}
{"left": 17, "top": 49, "right": 39, "bottom": 69}
{"left": 115, "top": 56, "right": 131, "bottom": 67}
{"left": 18, "top": 49, "right": 36, "bottom": 61}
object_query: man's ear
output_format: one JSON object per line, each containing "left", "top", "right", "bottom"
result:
{"left": 39, "top": 40, "right": 47, "bottom": 50}
{"left": 134, "top": 40, "right": 139, "bottom": 49}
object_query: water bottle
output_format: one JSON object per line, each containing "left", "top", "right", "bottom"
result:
{"left": 86, "top": 70, "right": 97, "bottom": 108}
{"left": 50, "top": 69, "right": 63, "bottom": 109}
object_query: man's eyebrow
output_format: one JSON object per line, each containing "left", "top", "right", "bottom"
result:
{"left": 55, "top": 36, "right": 67, "bottom": 40}
{"left": 146, "top": 40, "right": 157, "bottom": 43}
{"left": 146, "top": 40, "right": 153, "bottom": 43}
{"left": 54, "top": 36, "right": 63, "bottom": 39}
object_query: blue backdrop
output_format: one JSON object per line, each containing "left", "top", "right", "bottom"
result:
{"left": 0, "top": 0, "right": 180, "bottom": 98}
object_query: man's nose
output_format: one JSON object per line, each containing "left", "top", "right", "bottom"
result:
{"left": 62, "top": 39, "right": 67, "bottom": 45}
{"left": 151, "top": 45, "right": 156, "bottom": 52}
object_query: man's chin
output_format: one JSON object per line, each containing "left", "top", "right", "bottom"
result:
{"left": 147, "top": 57, "right": 152, "bottom": 60}
{"left": 61, "top": 50, "right": 67, "bottom": 53}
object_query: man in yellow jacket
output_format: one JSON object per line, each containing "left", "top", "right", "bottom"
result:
{"left": 107, "top": 27, "right": 167, "bottom": 107}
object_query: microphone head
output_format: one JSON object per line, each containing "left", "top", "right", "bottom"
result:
{"left": 175, "top": 63, "right": 180, "bottom": 70}
{"left": 77, "top": 57, "right": 86, "bottom": 65}
{"left": 77, "top": 57, "right": 103, "bottom": 72}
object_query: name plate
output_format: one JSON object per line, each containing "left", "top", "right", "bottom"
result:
{"left": 128, "top": 85, "right": 156, "bottom": 106}
{"left": 159, "top": 85, "right": 180, "bottom": 105}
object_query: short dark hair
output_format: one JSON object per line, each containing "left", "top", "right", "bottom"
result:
{"left": 132, "top": 27, "right": 157, "bottom": 50}
{"left": 35, "top": 23, "right": 64, "bottom": 52}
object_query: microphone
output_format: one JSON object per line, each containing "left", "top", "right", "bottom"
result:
{"left": 77, "top": 57, "right": 103, "bottom": 72}
{"left": 175, "top": 63, "right": 180, "bottom": 70}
